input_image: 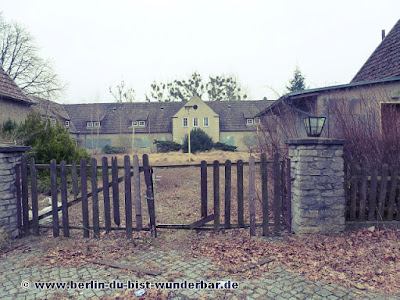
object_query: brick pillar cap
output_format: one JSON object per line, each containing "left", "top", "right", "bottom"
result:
{"left": 0, "top": 144, "right": 30, "bottom": 153}
{"left": 285, "top": 138, "right": 347, "bottom": 145}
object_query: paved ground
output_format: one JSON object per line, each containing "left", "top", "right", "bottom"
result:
{"left": 0, "top": 245, "right": 398, "bottom": 300}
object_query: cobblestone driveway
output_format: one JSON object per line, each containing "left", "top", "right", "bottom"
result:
{"left": 0, "top": 245, "right": 398, "bottom": 300}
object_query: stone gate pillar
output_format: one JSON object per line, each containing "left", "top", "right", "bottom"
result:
{"left": 286, "top": 138, "right": 347, "bottom": 234}
{"left": 0, "top": 144, "right": 30, "bottom": 238}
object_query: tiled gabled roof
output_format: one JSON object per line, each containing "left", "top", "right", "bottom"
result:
{"left": 63, "top": 99, "right": 274, "bottom": 134}
{"left": 0, "top": 67, "right": 32, "bottom": 104}
{"left": 352, "top": 19, "right": 400, "bottom": 82}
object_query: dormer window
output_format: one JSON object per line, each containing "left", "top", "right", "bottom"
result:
{"left": 254, "top": 118, "right": 260, "bottom": 124}
{"left": 132, "top": 121, "right": 138, "bottom": 127}
{"left": 138, "top": 121, "right": 146, "bottom": 127}
{"left": 65, "top": 120, "right": 70, "bottom": 127}
{"left": 86, "top": 121, "right": 93, "bottom": 127}
{"left": 246, "top": 118, "right": 254, "bottom": 125}
{"left": 94, "top": 121, "right": 101, "bottom": 127}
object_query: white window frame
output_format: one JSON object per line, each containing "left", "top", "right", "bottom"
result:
{"left": 193, "top": 117, "right": 199, "bottom": 127}
{"left": 254, "top": 118, "right": 260, "bottom": 124}
{"left": 246, "top": 118, "right": 254, "bottom": 125}
{"left": 203, "top": 117, "right": 209, "bottom": 127}
{"left": 183, "top": 117, "right": 188, "bottom": 128}
{"left": 65, "top": 120, "right": 70, "bottom": 127}
{"left": 86, "top": 121, "right": 93, "bottom": 128}
{"left": 132, "top": 121, "right": 138, "bottom": 127}
{"left": 138, "top": 121, "right": 146, "bottom": 127}
{"left": 94, "top": 121, "right": 101, "bottom": 127}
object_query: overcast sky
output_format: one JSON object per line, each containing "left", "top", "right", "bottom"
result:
{"left": 1, "top": 0, "right": 400, "bottom": 103}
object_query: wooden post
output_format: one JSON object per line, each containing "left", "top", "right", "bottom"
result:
{"left": 143, "top": 154, "right": 157, "bottom": 238}
{"left": 133, "top": 155, "right": 142, "bottom": 230}
{"left": 80, "top": 159, "right": 89, "bottom": 237}
{"left": 91, "top": 158, "right": 100, "bottom": 238}
{"left": 30, "top": 158, "right": 39, "bottom": 236}
{"left": 60, "top": 160, "right": 70, "bottom": 237}
{"left": 213, "top": 160, "right": 220, "bottom": 231}
{"left": 261, "top": 153, "right": 269, "bottom": 236}
{"left": 201, "top": 160, "right": 208, "bottom": 218}
{"left": 225, "top": 160, "right": 231, "bottom": 229}
{"left": 377, "top": 164, "right": 388, "bottom": 221}
{"left": 71, "top": 161, "right": 79, "bottom": 199}
{"left": 273, "top": 152, "right": 281, "bottom": 235}
{"left": 124, "top": 155, "right": 133, "bottom": 239}
{"left": 237, "top": 160, "right": 244, "bottom": 227}
{"left": 387, "top": 165, "right": 399, "bottom": 221}
{"left": 102, "top": 157, "right": 111, "bottom": 233}
{"left": 350, "top": 163, "right": 358, "bottom": 221}
{"left": 359, "top": 166, "right": 368, "bottom": 221}
{"left": 368, "top": 167, "right": 378, "bottom": 221}
{"left": 112, "top": 157, "right": 120, "bottom": 227}
{"left": 249, "top": 156, "right": 256, "bottom": 236}
{"left": 50, "top": 159, "right": 59, "bottom": 237}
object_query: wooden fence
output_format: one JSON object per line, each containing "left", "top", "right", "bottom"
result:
{"left": 346, "top": 162, "right": 400, "bottom": 221}
{"left": 16, "top": 152, "right": 291, "bottom": 239}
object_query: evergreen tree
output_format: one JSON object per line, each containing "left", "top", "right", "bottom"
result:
{"left": 286, "top": 66, "right": 307, "bottom": 93}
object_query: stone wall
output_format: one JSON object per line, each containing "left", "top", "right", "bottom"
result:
{"left": 287, "top": 138, "right": 347, "bottom": 234}
{"left": 0, "top": 145, "right": 30, "bottom": 238}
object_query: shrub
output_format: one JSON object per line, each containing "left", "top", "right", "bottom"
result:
{"left": 102, "top": 144, "right": 119, "bottom": 154}
{"left": 182, "top": 128, "right": 214, "bottom": 153}
{"left": 153, "top": 140, "right": 181, "bottom": 153}
{"left": 213, "top": 142, "right": 237, "bottom": 152}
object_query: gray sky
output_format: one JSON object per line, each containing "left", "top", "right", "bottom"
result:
{"left": 1, "top": 0, "right": 400, "bottom": 103}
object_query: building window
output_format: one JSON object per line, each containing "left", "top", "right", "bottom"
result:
{"left": 65, "top": 120, "right": 70, "bottom": 127}
{"left": 246, "top": 119, "right": 254, "bottom": 125}
{"left": 203, "top": 117, "right": 209, "bottom": 127}
{"left": 138, "top": 121, "right": 146, "bottom": 127}
{"left": 254, "top": 118, "right": 260, "bottom": 124}
{"left": 183, "top": 117, "right": 188, "bottom": 127}
{"left": 86, "top": 121, "right": 93, "bottom": 127}
{"left": 193, "top": 117, "right": 199, "bottom": 127}
{"left": 50, "top": 118, "right": 56, "bottom": 125}
{"left": 94, "top": 121, "right": 101, "bottom": 127}
{"left": 132, "top": 121, "right": 138, "bottom": 127}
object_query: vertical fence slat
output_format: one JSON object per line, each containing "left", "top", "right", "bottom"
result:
{"left": 133, "top": 155, "right": 142, "bottom": 230}
{"left": 91, "top": 158, "right": 100, "bottom": 238}
{"left": 261, "top": 153, "right": 269, "bottom": 236}
{"left": 71, "top": 161, "right": 79, "bottom": 199}
{"left": 225, "top": 160, "right": 231, "bottom": 229}
{"left": 350, "top": 163, "right": 358, "bottom": 221}
{"left": 30, "top": 158, "right": 39, "bottom": 236}
{"left": 124, "top": 155, "right": 133, "bottom": 239}
{"left": 213, "top": 160, "right": 220, "bottom": 231}
{"left": 102, "top": 157, "right": 111, "bottom": 233}
{"left": 377, "top": 164, "right": 388, "bottom": 221}
{"left": 80, "top": 159, "right": 89, "bottom": 237}
{"left": 249, "top": 156, "right": 256, "bottom": 236}
{"left": 15, "top": 164, "right": 22, "bottom": 235}
{"left": 143, "top": 154, "right": 157, "bottom": 238}
{"left": 286, "top": 158, "right": 292, "bottom": 233}
{"left": 387, "top": 165, "right": 398, "bottom": 221}
{"left": 112, "top": 157, "right": 120, "bottom": 227}
{"left": 201, "top": 160, "right": 208, "bottom": 218}
{"left": 237, "top": 160, "right": 244, "bottom": 227}
{"left": 21, "top": 155, "right": 29, "bottom": 236}
{"left": 368, "top": 167, "right": 378, "bottom": 221}
{"left": 359, "top": 166, "right": 368, "bottom": 221}
{"left": 50, "top": 159, "right": 59, "bottom": 237}
{"left": 273, "top": 152, "right": 281, "bottom": 234}
{"left": 60, "top": 160, "right": 69, "bottom": 237}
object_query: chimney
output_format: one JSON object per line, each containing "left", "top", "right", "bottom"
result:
{"left": 382, "top": 29, "right": 386, "bottom": 40}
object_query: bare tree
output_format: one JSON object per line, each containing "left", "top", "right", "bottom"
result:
{"left": 0, "top": 14, "right": 65, "bottom": 99}
{"left": 109, "top": 80, "right": 136, "bottom": 102}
